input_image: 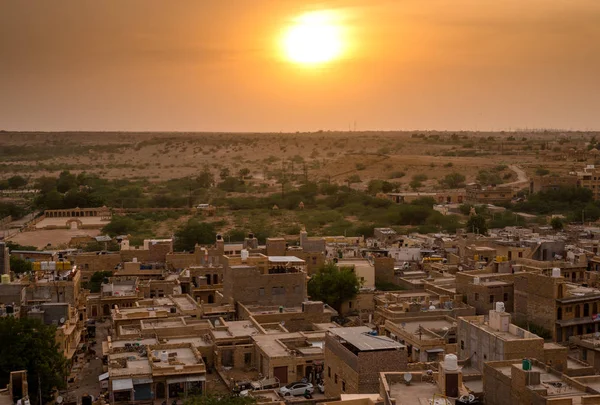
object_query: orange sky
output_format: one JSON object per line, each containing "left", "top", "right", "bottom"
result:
{"left": 1, "top": 0, "right": 599, "bottom": 132}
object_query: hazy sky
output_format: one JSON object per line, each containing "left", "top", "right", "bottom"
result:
{"left": 1, "top": 0, "right": 599, "bottom": 132}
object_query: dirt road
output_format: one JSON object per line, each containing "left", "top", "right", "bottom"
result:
{"left": 504, "top": 165, "right": 529, "bottom": 189}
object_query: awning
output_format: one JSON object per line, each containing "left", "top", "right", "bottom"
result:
{"left": 268, "top": 256, "right": 305, "bottom": 263}
{"left": 132, "top": 377, "right": 153, "bottom": 385}
{"left": 167, "top": 377, "right": 187, "bottom": 385}
{"left": 167, "top": 375, "right": 206, "bottom": 384}
{"left": 98, "top": 372, "right": 109, "bottom": 382}
{"left": 426, "top": 348, "right": 445, "bottom": 353}
{"left": 186, "top": 375, "right": 206, "bottom": 382}
{"left": 112, "top": 379, "right": 133, "bottom": 391}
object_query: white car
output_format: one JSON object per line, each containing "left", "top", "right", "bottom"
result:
{"left": 279, "top": 382, "right": 314, "bottom": 397}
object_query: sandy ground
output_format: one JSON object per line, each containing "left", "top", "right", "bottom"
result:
{"left": 9, "top": 229, "right": 101, "bottom": 249}
{"left": 0, "top": 132, "right": 595, "bottom": 188}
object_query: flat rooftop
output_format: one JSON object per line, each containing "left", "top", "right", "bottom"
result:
{"left": 388, "top": 381, "right": 445, "bottom": 405}
{"left": 493, "top": 363, "right": 587, "bottom": 397}
{"left": 329, "top": 326, "right": 404, "bottom": 351}
{"left": 151, "top": 347, "right": 201, "bottom": 367}
{"left": 463, "top": 317, "right": 541, "bottom": 342}
{"left": 254, "top": 331, "right": 326, "bottom": 358}
{"left": 397, "top": 318, "right": 457, "bottom": 339}
{"left": 212, "top": 320, "right": 260, "bottom": 339}
{"left": 171, "top": 295, "right": 198, "bottom": 311}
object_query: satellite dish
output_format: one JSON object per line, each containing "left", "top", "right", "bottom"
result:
{"left": 403, "top": 373, "right": 412, "bottom": 384}
{"left": 280, "top": 321, "right": 285, "bottom": 326}
{"left": 458, "top": 266, "right": 463, "bottom": 271}
{"left": 56, "top": 396, "right": 63, "bottom": 404}
{"left": 59, "top": 317, "right": 66, "bottom": 324}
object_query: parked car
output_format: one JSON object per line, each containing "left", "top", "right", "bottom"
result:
{"left": 279, "top": 382, "right": 314, "bottom": 397}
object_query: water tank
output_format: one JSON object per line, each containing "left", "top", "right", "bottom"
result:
{"left": 216, "top": 234, "right": 223, "bottom": 241}
{"left": 522, "top": 358, "right": 532, "bottom": 370}
{"left": 429, "top": 305, "right": 436, "bottom": 310}
{"left": 170, "top": 307, "right": 177, "bottom": 314}
{"left": 1, "top": 274, "right": 10, "bottom": 284}
{"left": 133, "top": 257, "right": 138, "bottom": 263}
{"left": 160, "top": 350, "right": 168, "bottom": 362}
{"left": 552, "top": 268, "right": 561, "bottom": 278}
{"left": 248, "top": 233, "right": 254, "bottom": 239}
{"left": 473, "top": 277, "right": 480, "bottom": 285}
{"left": 241, "top": 249, "right": 249, "bottom": 261}
{"left": 444, "top": 354, "right": 459, "bottom": 371}
{"left": 496, "top": 302, "right": 505, "bottom": 313}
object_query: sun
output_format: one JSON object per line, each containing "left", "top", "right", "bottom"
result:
{"left": 282, "top": 11, "right": 344, "bottom": 65}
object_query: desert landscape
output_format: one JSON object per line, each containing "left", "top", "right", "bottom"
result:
{"left": 1, "top": 130, "right": 599, "bottom": 249}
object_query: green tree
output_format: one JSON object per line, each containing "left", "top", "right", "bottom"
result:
{"left": 196, "top": 170, "right": 215, "bottom": 189}
{"left": 184, "top": 394, "right": 256, "bottom": 405}
{"left": 440, "top": 172, "right": 466, "bottom": 189}
{"left": 238, "top": 168, "right": 251, "bottom": 179}
{"left": 466, "top": 214, "right": 488, "bottom": 235}
{"left": 7, "top": 175, "right": 27, "bottom": 189}
{"left": 102, "top": 216, "right": 139, "bottom": 236}
{"left": 219, "top": 167, "right": 231, "bottom": 180}
{"left": 307, "top": 262, "right": 360, "bottom": 312}
{"left": 0, "top": 317, "right": 68, "bottom": 405}
{"left": 535, "top": 167, "right": 550, "bottom": 176}
{"left": 550, "top": 217, "right": 564, "bottom": 231}
{"left": 84, "top": 271, "right": 113, "bottom": 293}
{"left": 9, "top": 256, "right": 33, "bottom": 274}
{"left": 56, "top": 170, "right": 78, "bottom": 193}
{"left": 174, "top": 219, "right": 216, "bottom": 251}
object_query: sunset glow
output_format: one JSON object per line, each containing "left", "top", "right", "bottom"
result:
{"left": 282, "top": 11, "right": 344, "bottom": 65}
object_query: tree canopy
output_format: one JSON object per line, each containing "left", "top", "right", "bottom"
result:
{"left": 307, "top": 262, "right": 361, "bottom": 312}
{"left": 174, "top": 219, "right": 217, "bottom": 251}
{"left": 9, "top": 256, "right": 33, "bottom": 274}
{"left": 0, "top": 317, "right": 67, "bottom": 405}
{"left": 466, "top": 214, "right": 488, "bottom": 235}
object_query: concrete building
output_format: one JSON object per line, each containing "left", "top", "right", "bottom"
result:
{"left": 530, "top": 174, "right": 578, "bottom": 194}
{"left": 373, "top": 289, "right": 475, "bottom": 326}
{"left": 514, "top": 272, "right": 600, "bottom": 342}
{"left": 483, "top": 359, "right": 600, "bottom": 405}
{"left": 457, "top": 304, "right": 549, "bottom": 373}
{"left": 577, "top": 165, "right": 600, "bottom": 201}
{"left": 466, "top": 183, "right": 514, "bottom": 205}
{"left": 324, "top": 326, "right": 406, "bottom": 396}
{"left": 254, "top": 330, "right": 327, "bottom": 385}
{"left": 456, "top": 271, "right": 514, "bottom": 315}
{"left": 382, "top": 316, "right": 457, "bottom": 363}
{"left": 222, "top": 254, "right": 307, "bottom": 309}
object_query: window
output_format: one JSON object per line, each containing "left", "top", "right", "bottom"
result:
{"left": 460, "top": 340, "right": 465, "bottom": 350}
{"left": 272, "top": 286, "right": 285, "bottom": 295}
{"left": 259, "top": 288, "right": 265, "bottom": 296}
{"left": 489, "top": 295, "right": 494, "bottom": 304}
{"left": 503, "top": 293, "right": 508, "bottom": 302}
{"left": 518, "top": 252, "right": 523, "bottom": 258}
{"left": 342, "top": 381, "right": 346, "bottom": 392}
{"left": 474, "top": 293, "right": 479, "bottom": 301}
{"left": 582, "top": 349, "right": 588, "bottom": 361}
{"left": 349, "top": 301, "right": 353, "bottom": 309}
{"left": 312, "top": 256, "right": 317, "bottom": 265}
{"left": 244, "top": 353, "right": 252, "bottom": 365}
{"left": 328, "top": 367, "right": 331, "bottom": 378}
{"left": 335, "top": 374, "right": 338, "bottom": 384}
